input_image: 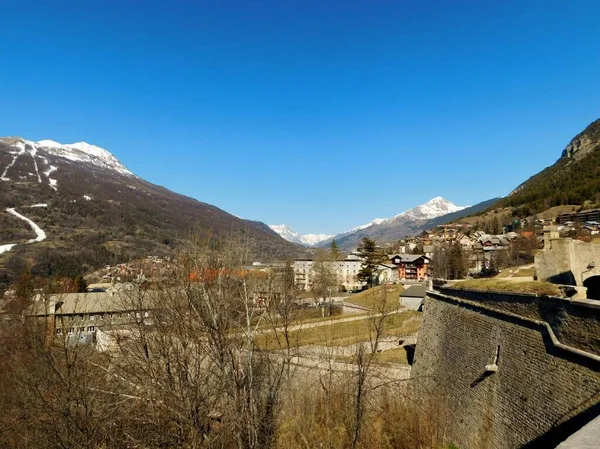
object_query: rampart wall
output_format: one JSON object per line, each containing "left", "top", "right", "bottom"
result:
{"left": 536, "top": 238, "right": 600, "bottom": 286}
{"left": 409, "top": 288, "right": 600, "bottom": 448}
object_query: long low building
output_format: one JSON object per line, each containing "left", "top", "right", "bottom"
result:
{"left": 28, "top": 284, "right": 157, "bottom": 345}
{"left": 294, "top": 256, "right": 364, "bottom": 292}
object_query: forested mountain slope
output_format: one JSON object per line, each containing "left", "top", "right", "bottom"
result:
{"left": 499, "top": 119, "right": 600, "bottom": 216}
{"left": 0, "top": 137, "right": 304, "bottom": 283}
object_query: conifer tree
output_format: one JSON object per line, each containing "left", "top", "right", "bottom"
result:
{"left": 330, "top": 238, "right": 341, "bottom": 261}
{"left": 356, "top": 237, "right": 386, "bottom": 289}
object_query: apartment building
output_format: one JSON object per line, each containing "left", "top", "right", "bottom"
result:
{"left": 294, "top": 255, "right": 364, "bottom": 291}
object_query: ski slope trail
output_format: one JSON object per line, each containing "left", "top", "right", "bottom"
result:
{"left": 0, "top": 205, "right": 48, "bottom": 255}
{"left": 1, "top": 142, "right": 26, "bottom": 181}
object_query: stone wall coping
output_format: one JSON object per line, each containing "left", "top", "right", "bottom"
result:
{"left": 571, "top": 298, "right": 600, "bottom": 309}
{"left": 437, "top": 285, "right": 600, "bottom": 311}
{"left": 426, "top": 290, "right": 600, "bottom": 366}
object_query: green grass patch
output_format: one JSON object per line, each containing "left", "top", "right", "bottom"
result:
{"left": 343, "top": 284, "right": 404, "bottom": 312}
{"left": 513, "top": 267, "right": 536, "bottom": 277}
{"left": 335, "top": 347, "right": 410, "bottom": 366}
{"left": 253, "top": 305, "right": 367, "bottom": 331}
{"left": 255, "top": 310, "right": 421, "bottom": 350}
{"left": 368, "top": 347, "right": 410, "bottom": 365}
{"left": 495, "top": 265, "right": 536, "bottom": 278}
{"left": 451, "top": 279, "right": 563, "bottom": 297}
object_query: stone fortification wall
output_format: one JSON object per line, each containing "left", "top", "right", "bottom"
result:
{"left": 409, "top": 289, "right": 600, "bottom": 449}
{"left": 536, "top": 238, "right": 600, "bottom": 286}
{"left": 437, "top": 287, "right": 600, "bottom": 356}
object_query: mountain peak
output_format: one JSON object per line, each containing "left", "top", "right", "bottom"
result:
{"left": 560, "top": 118, "right": 600, "bottom": 163}
{"left": 269, "top": 224, "right": 333, "bottom": 247}
{"left": 11, "top": 137, "right": 134, "bottom": 177}
{"left": 391, "top": 196, "right": 465, "bottom": 221}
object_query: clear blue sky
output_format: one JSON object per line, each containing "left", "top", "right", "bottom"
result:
{"left": 2, "top": 1, "right": 600, "bottom": 235}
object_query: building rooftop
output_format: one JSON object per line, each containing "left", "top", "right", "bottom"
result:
{"left": 29, "top": 288, "right": 158, "bottom": 316}
{"left": 400, "top": 284, "right": 427, "bottom": 298}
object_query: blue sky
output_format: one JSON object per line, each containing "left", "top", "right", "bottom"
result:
{"left": 2, "top": 0, "right": 600, "bottom": 235}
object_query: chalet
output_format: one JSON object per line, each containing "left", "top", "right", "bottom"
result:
{"left": 389, "top": 254, "right": 430, "bottom": 281}
{"left": 457, "top": 234, "right": 473, "bottom": 248}
{"left": 479, "top": 235, "right": 510, "bottom": 249}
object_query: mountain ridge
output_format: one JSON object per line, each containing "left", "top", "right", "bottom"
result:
{"left": 498, "top": 118, "right": 600, "bottom": 215}
{"left": 0, "top": 137, "right": 304, "bottom": 285}
{"left": 271, "top": 197, "right": 468, "bottom": 248}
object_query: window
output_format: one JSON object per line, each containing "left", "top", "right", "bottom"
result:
{"left": 87, "top": 326, "right": 95, "bottom": 332}
{"left": 78, "top": 327, "right": 85, "bottom": 333}
{"left": 55, "top": 328, "right": 62, "bottom": 335}
{"left": 68, "top": 327, "right": 74, "bottom": 335}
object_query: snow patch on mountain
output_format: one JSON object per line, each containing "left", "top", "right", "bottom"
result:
{"left": 274, "top": 197, "right": 468, "bottom": 248}
{"left": 269, "top": 224, "right": 333, "bottom": 247}
{"left": 44, "top": 164, "right": 58, "bottom": 190}
{"left": 0, "top": 244, "right": 17, "bottom": 255}
{"left": 1, "top": 142, "right": 26, "bottom": 181}
{"left": 388, "top": 196, "right": 466, "bottom": 222}
{"left": 1, "top": 137, "right": 134, "bottom": 190}
{"left": 1, "top": 205, "right": 48, "bottom": 255}
{"left": 349, "top": 218, "right": 387, "bottom": 232}
{"left": 35, "top": 139, "right": 134, "bottom": 176}
{"left": 6, "top": 208, "right": 47, "bottom": 243}
{"left": 341, "top": 197, "right": 466, "bottom": 234}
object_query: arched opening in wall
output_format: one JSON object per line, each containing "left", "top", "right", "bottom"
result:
{"left": 583, "top": 275, "right": 600, "bottom": 299}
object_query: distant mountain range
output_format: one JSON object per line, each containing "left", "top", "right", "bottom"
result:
{"left": 5, "top": 116, "right": 597, "bottom": 284}
{"left": 267, "top": 225, "right": 333, "bottom": 247}
{"left": 0, "top": 137, "right": 304, "bottom": 280}
{"left": 270, "top": 197, "right": 499, "bottom": 250}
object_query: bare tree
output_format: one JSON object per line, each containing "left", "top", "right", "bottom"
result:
{"left": 310, "top": 249, "right": 338, "bottom": 314}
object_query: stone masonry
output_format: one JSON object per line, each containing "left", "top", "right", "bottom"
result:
{"left": 409, "top": 288, "right": 600, "bottom": 449}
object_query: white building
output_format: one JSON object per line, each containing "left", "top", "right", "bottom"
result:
{"left": 294, "top": 255, "right": 364, "bottom": 292}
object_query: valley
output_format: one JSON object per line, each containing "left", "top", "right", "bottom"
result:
{"left": 2, "top": 3, "right": 600, "bottom": 448}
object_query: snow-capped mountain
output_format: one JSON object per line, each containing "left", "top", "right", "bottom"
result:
{"left": 0, "top": 136, "right": 303, "bottom": 267}
{"left": 386, "top": 196, "right": 466, "bottom": 222}
{"left": 340, "top": 197, "right": 465, "bottom": 237}
{"left": 271, "top": 198, "right": 466, "bottom": 248}
{"left": 269, "top": 224, "right": 333, "bottom": 247}
{"left": 315, "top": 197, "right": 469, "bottom": 250}
{"left": 0, "top": 137, "right": 134, "bottom": 189}
{"left": 35, "top": 139, "right": 133, "bottom": 176}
